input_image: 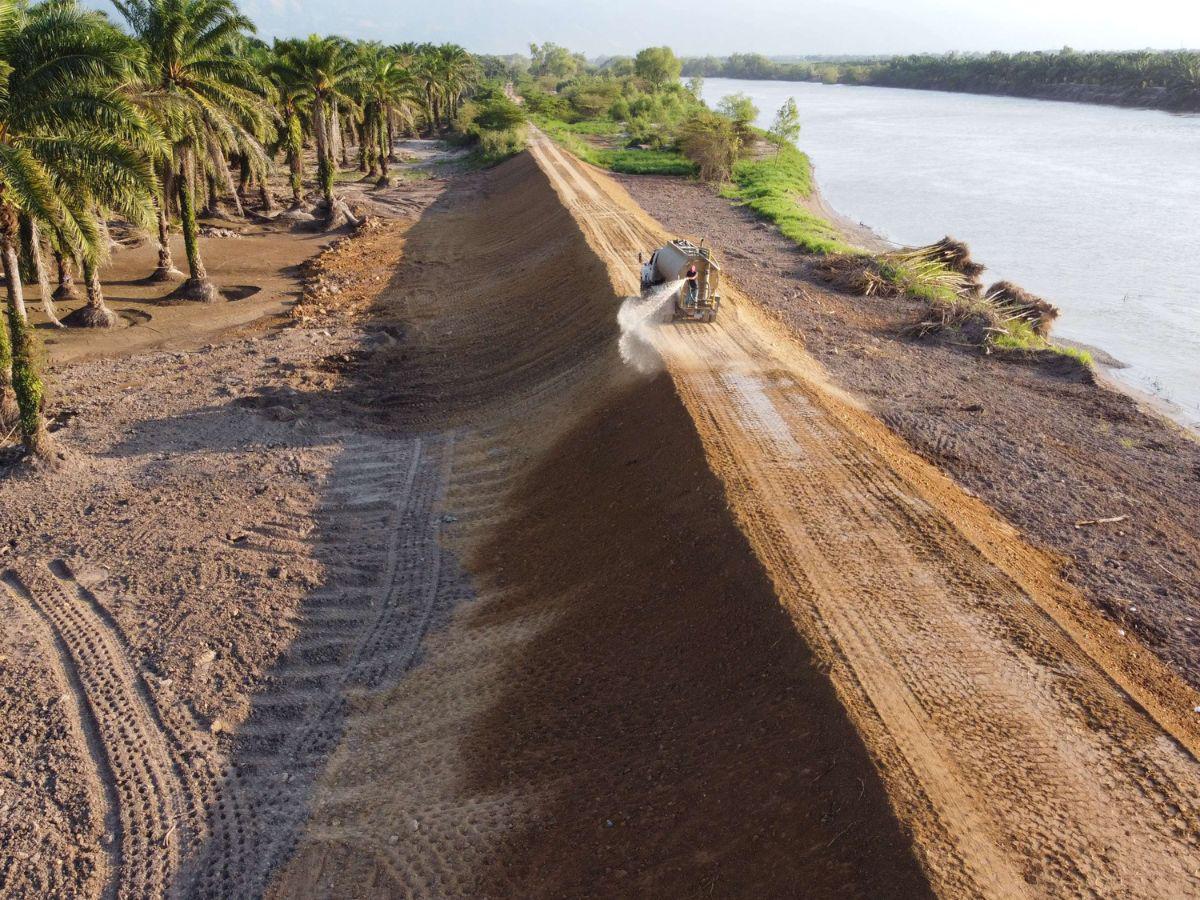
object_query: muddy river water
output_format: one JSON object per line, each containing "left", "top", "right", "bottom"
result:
{"left": 699, "top": 78, "right": 1200, "bottom": 427}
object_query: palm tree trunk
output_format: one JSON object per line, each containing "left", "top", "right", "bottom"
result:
{"left": 377, "top": 116, "right": 391, "bottom": 186}
{"left": 21, "top": 217, "right": 61, "bottom": 328}
{"left": 313, "top": 97, "right": 334, "bottom": 208}
{"left": 358, "top": 121, "right": 370, "bottom": 173}
{"left": 387, "top": 112, "right": 397, "bottom": 161}
{"left": 337, "top": 115, "right": 349, "bottom": 168}
{"left": 332, "top": 111, "right": 345, "bottom": 168}
{"left": 63, "top": 256, "right": 118, "bottom": 328}
{"left": 0, "top": 279, "right": 13, "bottom": 429}
{"left": 150, "top": 197, "right": 184, "bottom": 282}
{"left": 0, "top": 205, "right": 49, "bottom": 456}
{"left": 52, "top": 252, "right": 79, "bottom": 301}
{"left": 237, "top": 155, "right": 251, "bottom": 203}
{"left": 177, "top": 151, "right": 217, "bottom": 302}
{"left": 287, "top": 111, "right": 304, "bottom": 208}
{"left": 203, "top": 171, "right": 220, "bottom": 218}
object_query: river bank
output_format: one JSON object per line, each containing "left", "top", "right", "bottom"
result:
{"left": 617, "top": 170, "right": 1200, "bottom": 697}
{"left": 698, "top": 78, "right": 1200, "bottom": 427}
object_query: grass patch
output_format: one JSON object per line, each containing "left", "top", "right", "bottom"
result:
{"left": 535, "top": 115, "right": 698, "bottom": 176}
{"left": 556, "top": 117, "right": 626, "bottom": 136}
{"left": 722, "top": 139, "right": 850, "bottom": 255}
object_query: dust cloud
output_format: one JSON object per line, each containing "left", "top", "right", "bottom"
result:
{"left": 618, "top": 279, "right": 681, "bottom": 373}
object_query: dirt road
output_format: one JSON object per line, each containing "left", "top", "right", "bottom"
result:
{"left": 527, "top": 132, "right": 1200, "bottom": 897}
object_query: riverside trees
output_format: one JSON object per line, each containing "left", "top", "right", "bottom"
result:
{"left": 0, "top": 0, "right": 481, "bottom": 460}
{"left": 680, "top": 49, "right": 1200, "bottom": 112}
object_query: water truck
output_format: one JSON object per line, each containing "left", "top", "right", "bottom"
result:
{"left": 639, "top": 239, "right": 722, "bottom": 323}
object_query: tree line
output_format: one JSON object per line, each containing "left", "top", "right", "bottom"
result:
{"left": 681, "top": 49, "right": 1200, "bottom": 111}
{"left": 0, "top": 0, "right": 480, "bottom": 460}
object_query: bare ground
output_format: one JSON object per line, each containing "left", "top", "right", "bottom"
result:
{"left": 618, "top": 172, "right": 1200, "bottom": 695}
{"left": 3, "top": 137, "right": 1199, "bottom": 900}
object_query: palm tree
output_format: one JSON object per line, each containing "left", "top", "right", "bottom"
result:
{"left": 0, "top": 0, "right": 156, "bottom": 454}
{"left": 113, "top": 0, "right": 272, "bottom": 301}
{"left": 270, "top": 36, "right": 361, "bottom": 212}
{"left": 356, "top": 47, "right": 418, "bottom": 184}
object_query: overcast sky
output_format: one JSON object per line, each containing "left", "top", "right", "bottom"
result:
{"left": 85, "top": 0, "right": 1200, "bottom": 57}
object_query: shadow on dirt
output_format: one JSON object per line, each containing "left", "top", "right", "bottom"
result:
{"left": 458, "top": 371, "right": 933, "bottom": 898}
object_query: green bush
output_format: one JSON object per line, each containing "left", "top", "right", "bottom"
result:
{"left": 475, "top": 125, "right": 528, "bottom": 165}
{"left": 678, "top": 109, "right": 740, "bottom": 181}
{"left": 473, "top": 96, "right": 525, "bottom": 131}
{"left": 455, "top": 88, "right": 528, "bottom": 166}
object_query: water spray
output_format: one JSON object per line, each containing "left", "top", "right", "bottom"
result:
{"left": 617, "top": 280, "right": 682, "bottom": 374}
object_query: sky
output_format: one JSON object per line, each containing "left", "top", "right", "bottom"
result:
{"left": 83, "top": 0, "right": 1200, "bottom": 57}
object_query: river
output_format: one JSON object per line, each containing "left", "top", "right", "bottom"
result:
{"left": 699, "top": 78, "right": 1200, "bottom": 427}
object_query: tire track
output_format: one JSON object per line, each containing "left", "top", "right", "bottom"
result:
{"left": 1, "top": 574, "right": 123, "bottom": 899}
{"left": 183, "top": 431, "right": 456, "bottom": 898}
{"left": 1, "top": 562, "right": 187, "bottom": 899}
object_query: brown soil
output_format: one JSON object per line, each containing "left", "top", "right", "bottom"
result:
{"left": 4, "top": 132, "right": 1200, "bottom": 900}
{"left": 618, "top": 172, "right": 1200, "bottom": 697}
{"left": 0, "top": 155, "right": 456, "bottom": 897}
{"left": 267, "top": 151, "right": 931, "bottom": 899}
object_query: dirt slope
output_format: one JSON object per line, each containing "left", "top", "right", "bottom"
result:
{"left": 524, "top": 133, "right": 1200, "bottom": 897}
{"left": 269, "top": 150, "right": 931, "bottom": 898}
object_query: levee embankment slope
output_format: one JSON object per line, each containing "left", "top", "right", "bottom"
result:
{"left": 517, "top": 138, "right": 1200, "bottom": 897}
{"left": 267, "top": 150, "right": 933, "bottom": 897}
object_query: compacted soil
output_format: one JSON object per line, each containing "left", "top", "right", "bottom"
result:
{"left": 619, "top": 173, "right": 1200, "bottom": 694}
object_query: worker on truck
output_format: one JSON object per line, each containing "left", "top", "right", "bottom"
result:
{"left": 685, "top": 264, "right": 699, "bottom": 306}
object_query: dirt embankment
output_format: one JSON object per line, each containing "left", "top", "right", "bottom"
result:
{"left": 268, "top": 150, "right": 933, "bottom": 898}
{"left": 0, "top": 149, "right": 933, "bottom": 897}
{"left": 619, "top": 172, "right": 1200, "bottom": 696}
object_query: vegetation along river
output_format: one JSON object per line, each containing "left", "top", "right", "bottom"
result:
{"left": 700, "top": 78, "right": 1200, "bottom": 428}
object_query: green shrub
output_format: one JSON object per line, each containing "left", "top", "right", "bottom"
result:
{"left": 474, "top": 124, "right": 528, "bottom": 165}
{"left": 678, "top": 109, "right": 740, "bottom": 181}
{"left": 472, "top": 96, "right": 525, "bottom": 131}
